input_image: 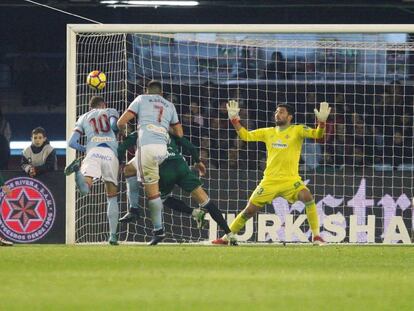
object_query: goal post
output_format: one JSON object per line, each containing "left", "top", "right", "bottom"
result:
{"left": 66, "top": 26, "right": 77, "bottom": 244}
{"left": 66, "top": 24, "right": 414, "bottom": 244}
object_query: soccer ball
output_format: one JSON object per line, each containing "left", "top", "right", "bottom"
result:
{"left": 86, "top": 70, "right": 106, "bottom": 90}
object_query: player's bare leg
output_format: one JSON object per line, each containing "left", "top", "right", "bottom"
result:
{"left": 190, "top": 186, "right": 208, "bottom": 203}
{"left": 84, "top": 177, "right": 93, "bottom": 186}
{"left": 163, "top": 195, "right": 206, "bottom": 229}
{"left": 64, "top": 159, "right": 92, "bottom": 195}
{"left": 212, "top": 201, "right": 260, "bottom": 245}
{"left": 119, "top": 161, "right": 207, "bottom": 228}
{"left": 189, "top": 186, "right": 208, "bottom": 228}
{"left": 105, "top": 182, "right": 119, "bottom": 245}
{"left": 191, "top": 187, "right": 236, "bottom": 242}
{"left": 298, "top": 189, "right": 324, "bottom": 245}
{"left": 119, "top": 162, "right": 140, "bottom": 223}
{"left": 145, "top": 182, "right": 165, "bottom": 245}
{"left": 77, "top": 176, "right": 93, "bottom": 196}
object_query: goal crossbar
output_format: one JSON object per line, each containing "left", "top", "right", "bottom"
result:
{"left": 68, "top": 24, "right": 414, "bottom": 34}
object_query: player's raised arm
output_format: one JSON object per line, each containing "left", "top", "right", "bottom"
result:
{"left": 174, "top": 135, "right": 205, "bottom": 175}
{"left": 313, "top": 102, "right": 331, "bottom": 127}
{"left": 227, "top": 100, "right": 242, "bottom": 130}
{"left": 117, "top": 110, "right": 135, "bottom": 133}
{"left": 227, "top": 100, "right": 265, "bottom": 142}
{"left": 169, "top": 103, "right": 183, "bottom": 138}
{"left": 68, "top": 120, "right": 86, "bottom": 152}
{"left": 185, "top": 139, "right": 206, "bottom": 176}
{"left": 302, "top": 101, "right": 331, "bottom": 139}
{"left": 109, "top": 109, "right": 119, "bottom": 133}
{"left": 117, "top": 131, "right": 137, "bottom": 162}
{"left": 173, "top": 134, "right": 205, "bottom": 176}
{"left": 118, "top": 95, "right": 141, "bottom": 133}
{"left": 172, "top": 135, "right": 200, "bottom": 163}
{"left": 68, "top": 129, "right": 86, "bottom": 153}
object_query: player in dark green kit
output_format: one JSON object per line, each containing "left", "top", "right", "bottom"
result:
{"left": 118, "top": 132, "right": 237, "bottom": 245}
{"left": 0, "top": 172, "right": 13, "bottom": 246}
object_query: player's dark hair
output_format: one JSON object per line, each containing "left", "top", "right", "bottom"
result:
{"left": 32, "top": 127, "right": 46, "bottom": 137}
{"left": 147, "top": 80, "right": 162, "bottom": 94}
{"left": 89, "top": 96, "right": 105, "bottom": 109}
{"left": 277, "top": 103, "right": 295, "bottom": 116}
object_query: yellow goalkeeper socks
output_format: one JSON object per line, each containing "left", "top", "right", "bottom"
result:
{"left": 305, "top": 200, "right": 320, "bottom": 237}
{"left": 229, "top": 212, "right": 250, "bottom": 234}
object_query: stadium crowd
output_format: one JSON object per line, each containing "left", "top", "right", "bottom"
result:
{"left": 173, "top": 81, "right": 413, "bottom": 172}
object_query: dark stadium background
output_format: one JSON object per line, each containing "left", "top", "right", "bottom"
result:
{"left": 1, "top": 0, "right": 414, "bottom": 168}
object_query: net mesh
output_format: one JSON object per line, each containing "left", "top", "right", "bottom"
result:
{"left": 73, "top": 31, "right": 414, "bottom": 244}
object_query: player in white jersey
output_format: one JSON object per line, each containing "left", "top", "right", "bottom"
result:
{"left": 65, "top": 96, "right": 120, "bottom": 245}
{"left": 117, "top": 80, "right": 183, "bottom": 245}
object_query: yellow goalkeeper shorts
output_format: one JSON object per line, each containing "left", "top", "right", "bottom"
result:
{"left": 249, "top": 176, "right": 309, "bottom": 208}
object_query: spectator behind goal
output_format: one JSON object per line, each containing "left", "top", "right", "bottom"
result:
{"left": 21, "top": 127, "right": 57, "bottom": 177}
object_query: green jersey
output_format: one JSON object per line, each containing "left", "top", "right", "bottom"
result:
{"left": 0, "top": 172, "right": 4, "bottom": 187}
{"left": 118, "top": 132, "right": 202, "bottom": 198}
{"left": 118, "top": 132, "right": 200, "bottom": 164}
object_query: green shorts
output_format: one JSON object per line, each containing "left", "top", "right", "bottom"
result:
{"left": 159, "top": 158, "right": 202, "bottom": 199}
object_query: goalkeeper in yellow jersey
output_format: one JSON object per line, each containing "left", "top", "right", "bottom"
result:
{"left": 212, "top": 101, "right": 331, "bottom": 245}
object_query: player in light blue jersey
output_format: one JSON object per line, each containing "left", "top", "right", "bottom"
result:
{"left": 65, "top": 96, "right": 120, "bottom": 245}
{"left": 117, "top": 80, "right": 183, "bottom": 245}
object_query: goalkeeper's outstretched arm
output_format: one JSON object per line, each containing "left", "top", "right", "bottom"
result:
{"left": 226, "top": 100, "right": 243, "bottom": 130}
{"left": 226, "top": 100, "right": 265, "bottom": 142}
{"left": 314, "top": 102, "right": 331, "bottom": 128}
{"left": 300, "top": 102, "right": 331, "bottom": 140}
{"left": 310, "top": 101, "right": 332, "bottom": 139}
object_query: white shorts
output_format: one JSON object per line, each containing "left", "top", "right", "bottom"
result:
{"left": 81, "top": 147, "right": 119, "bottom": 186}
{"left": 135, "top": 144, "right": 167, "bottom": 184}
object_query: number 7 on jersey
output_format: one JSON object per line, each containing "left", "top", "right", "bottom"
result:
{"left": 154, "top": 104, "right": 164, "bottom": 123}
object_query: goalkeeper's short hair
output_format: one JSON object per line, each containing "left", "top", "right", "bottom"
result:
{"left": 277, "top": 103, "right": 295, "bottom": 116}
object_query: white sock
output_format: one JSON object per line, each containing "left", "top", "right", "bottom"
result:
{"left": 148, "top": 197, "right": 163, "bottom": 231}
{"left": 107, "top": 196, "right": 118, "bottom": 235}
{"left": 126, "top": 176, "right": 140, "bottom": 210}
{"left": 75, "top": 171, "right": 89, "bottom": 195}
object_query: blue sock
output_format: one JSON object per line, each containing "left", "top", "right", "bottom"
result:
{"left": 107, "top": 196, "right": 119, "bottom": 235}
{"left": 126, "top": 176, "right": 140, "bottom": 210}
{"left": 148, "top": 197, "right": 163, "bottom": 231}
{"left": 75, "top": 171, "right": 89, "bottom": 195}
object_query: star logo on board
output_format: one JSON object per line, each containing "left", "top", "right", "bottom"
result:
{"left": 0, "top": 177, "right": 56, "bottom": 243}
{"left": 5, "top": 190, "right": 42, "bottom": 231}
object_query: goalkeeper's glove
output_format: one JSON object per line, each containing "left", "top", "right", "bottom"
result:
{"left": 314, "top": 102, "right": 331, "bottom": 123}
{"left": 226, "top": 100, "right": 240, "bottom": 123}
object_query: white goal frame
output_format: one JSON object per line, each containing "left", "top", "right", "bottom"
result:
{"left": 66, "top": 24, "right": 414, "bottom": 244}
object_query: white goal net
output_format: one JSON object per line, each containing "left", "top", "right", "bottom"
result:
{"left": 67, "top": 25, "right": 414, "bottom": 244}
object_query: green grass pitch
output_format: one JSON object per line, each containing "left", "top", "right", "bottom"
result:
{"left": 0, "top": 245, "right": 413, "bottom": 311}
